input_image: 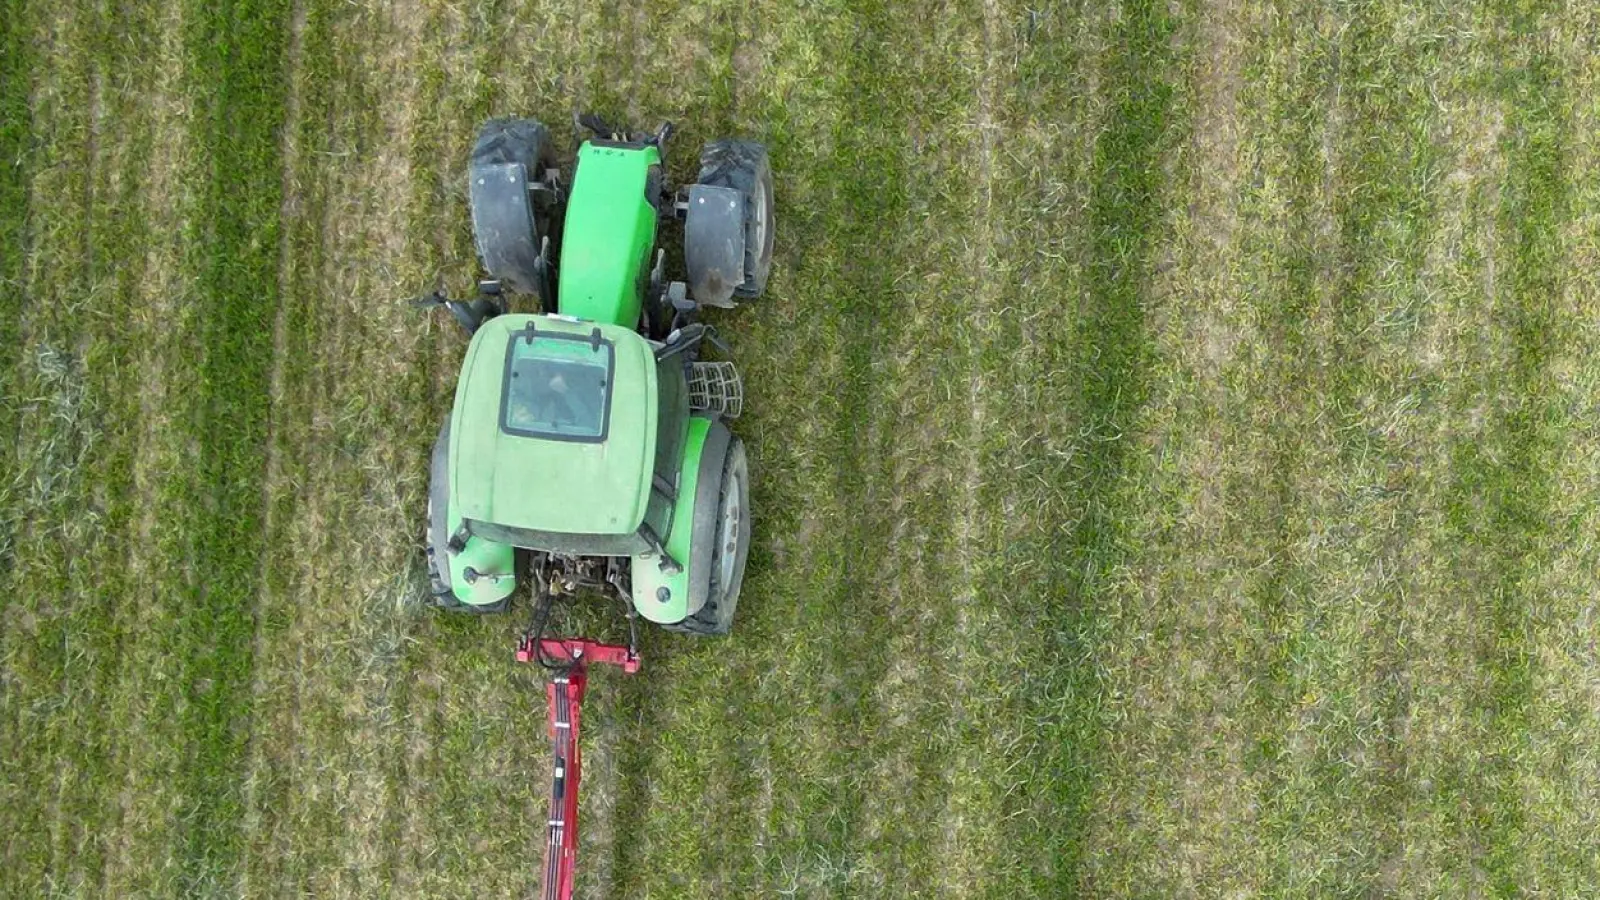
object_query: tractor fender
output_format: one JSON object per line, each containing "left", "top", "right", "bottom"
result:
{"left": 469, "top": 161, "right": 542, "bottom": 295}
{"left": 683, "top": 184, "right": 745, "bottom": 308}
{"left": 428, "top": 416, "right": 517, "bottom": 610}
{"left": 630, "top": 417, "right": 729, "bottom": 623}
{"left": 427, "top": 419, "right": 453, "bottom": 596}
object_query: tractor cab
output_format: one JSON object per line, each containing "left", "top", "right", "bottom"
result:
{"left": 430, "top": 312, "right": 713, "bottom": 624}
{"left": 442, "top": 311, "right": 689, "bottom": 550}
{"left": 451, "top": 314, "right": 664, "bottom": 553}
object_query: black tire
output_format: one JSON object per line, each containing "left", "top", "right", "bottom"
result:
{"left": 425, "top": 417, "right": 461, "bottom": 607}
{"left": 670, "top": 436, "right": 751, "bottom": 636}
{"left": 472, "top": 117, "right": 553, "bottom": 177}
{"left": 469, "top": 118, "right": 556, "bottom": 297}
{"left": 696, "top": 140, "right": 775, "bottom": 300}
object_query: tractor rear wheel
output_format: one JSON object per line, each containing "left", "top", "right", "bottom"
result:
{"left": 694, "top": 140, "right": 775, "bottom": 301}
{"left": 672, "top": 436, "right": 751, "bottom": 635}
{"left": 469, "top": 117, "right": 557, "bottom": 299}
{"left": 425, "top": 417, "right": 509, "bottom": 613}
{"left": 425, "top": 418, "right": 462, "bottom": 608}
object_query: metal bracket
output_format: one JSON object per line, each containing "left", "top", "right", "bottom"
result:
{"left": 517, "top": 637, "right": 641, "bottom": 673}
{"left": 446, "top": 522, "right": 471, "bottom": 554}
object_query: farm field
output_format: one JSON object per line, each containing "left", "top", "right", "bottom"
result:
{"left": 4, "top": 0, "right": 1600, "bottom": 896}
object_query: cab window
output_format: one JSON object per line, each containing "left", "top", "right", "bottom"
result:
{"left": 500, "top": 331, "right": 613, "bottom": 442}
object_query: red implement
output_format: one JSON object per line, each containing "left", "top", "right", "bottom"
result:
{"left": 516, "top": 636, "right": 640, "bottom": 900}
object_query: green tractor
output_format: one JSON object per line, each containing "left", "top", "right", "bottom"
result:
{"left": 422, "top": 114, "right": 773, "bottom": 636}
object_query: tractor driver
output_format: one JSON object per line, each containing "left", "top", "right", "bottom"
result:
{"left": 536, "top": 371, "right": 580, "bottom": 426}
{"left": 507, "top": 363, "right": 597, "bottom": 433}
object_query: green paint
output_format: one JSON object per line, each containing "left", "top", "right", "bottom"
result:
{"left": 441, "top": 526, "right": 518, "bottom": 608}
{"left": 556, "top": 142, "right": 661, "bottom": 328}
{"left": 450, "top": 314, "right": 658, "bottom": 543}
{"left": 629, "top": 415, "right": 710, "bottom": 624}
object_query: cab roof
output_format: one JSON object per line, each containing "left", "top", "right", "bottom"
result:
{"left": 450, "top": 314, "right": 657, "bottom": 537}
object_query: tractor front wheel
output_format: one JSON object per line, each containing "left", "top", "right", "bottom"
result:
{"left": 469, "top": 117, "right": 557, "bottom": 300}
{"left": 691, "top": 140, "right": 775, "bottom": 301}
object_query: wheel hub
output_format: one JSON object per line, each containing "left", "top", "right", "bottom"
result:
{"left": 716, "top": 464, "right": 744, "bottom": 593}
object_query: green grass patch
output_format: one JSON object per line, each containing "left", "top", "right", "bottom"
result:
{"left": 1246, "top": 4, "right": 1450, "bottom": 891}
{"left": 0, "top": 5, "right": 105, "bottom": 891}
{"left": 0, "top": 0, "right": 35, "bottom": 596}
{"left": 1452, "top": 35, "right": 1571, "bottom": 897}
{"left": 0, "top": 0, "right": 173, "bottom": 892}
{"left": 997, "top": 0, "right": 1183, "bottom": 892}
{"left": 161, "top": 0, "right": 291, "bottom": 888}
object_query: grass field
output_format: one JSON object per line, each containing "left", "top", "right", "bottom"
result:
{"left": 5, "top": 0, "right": 1600, "bottom": 895}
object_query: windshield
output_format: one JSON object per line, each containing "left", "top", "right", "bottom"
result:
{"left": 499, "top": 330, "right": 614, "bottom": 442}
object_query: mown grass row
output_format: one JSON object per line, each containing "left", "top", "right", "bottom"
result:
{"left": 0, "top": 0, "right": 35, "bottom": 691}
{"left": 1461, "top": 1, "right": 1571, "bottom": 889}
{"left": 157, "top": 0, "right": 291, "bottom": 888}
{"left": 0, "top": 4, "right": 28, "bottom": 860}
{"left": 727, "top": 1, "right": 930, "bottom": 889}
{"left": 0, "top": 0, "right": 293, "bottom": 893}
{"left": 980, "top": 0, "right": 1184, "bottom": 892}
{"left": 238, "top": 0, "right": 440, "bottom": 888}
{"left": 0, "top": 1, "right": 137, "bottom": 891}
{"left": 1221, "top": 2, "right": 1451, "bottom": 890}
{"left": 0, "top": 0, "right": 31, "bottom": 478}
{"left": 234, "top": 0, "right": 334, "bottom": 889}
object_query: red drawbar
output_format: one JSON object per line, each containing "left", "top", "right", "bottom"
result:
{"left": 516, "top": 637, "right": 639, "bottom": 900}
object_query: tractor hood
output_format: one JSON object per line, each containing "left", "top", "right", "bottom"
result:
{"left": 450, "top": 314, "right": 657, "bottom": 538}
